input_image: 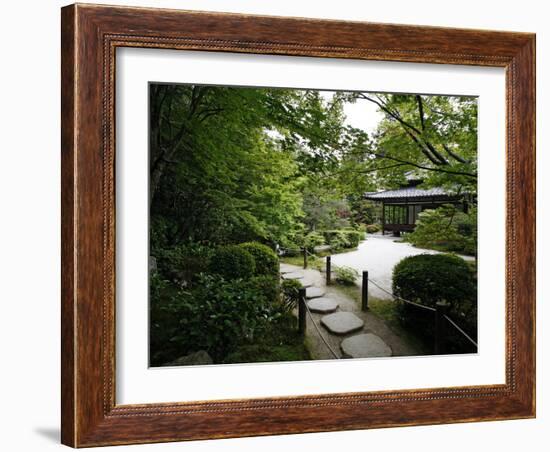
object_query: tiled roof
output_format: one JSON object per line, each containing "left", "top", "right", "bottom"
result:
{"left": 364, "top": 186, "right": 451, "bottom": 200}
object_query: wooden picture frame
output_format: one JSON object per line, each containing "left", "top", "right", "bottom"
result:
{"left": 61, "top": 3, "right": 536, "bottom": 447}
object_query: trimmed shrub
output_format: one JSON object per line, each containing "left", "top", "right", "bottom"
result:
{"left": 392, "top": 253, "right": 477, "bottom": 352}
{"left": 247, "top": 275, "right": 280, "bottom": 304}
{"left": 238, "top": 242, "right": 279, "bottom": 277}
{"left": 322, "top": 230, "right": 347, "bottom": 250}
{"left": 304, "top": 231, "right": 325, "bottom": 251}
{"left": 321, "top": 229, "right": 362, "bottom": 250}
{"left": 344, "top": 230, "right": 363, "bottom": 248}
{"left": 209, "top": 245, "right": 255, "bottom": 280}
{"left": 365, "top": 224, "right": 381, "bottom": 234}
{"left": 393, "top": 253, "right": 475, "bottom": 307}
{"left": 335, "top": 266, "right": 359, "bottom": 285}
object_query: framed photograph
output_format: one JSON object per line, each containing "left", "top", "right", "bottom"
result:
{"left": 61, "top": 3, "right": 535, "bottom": 447}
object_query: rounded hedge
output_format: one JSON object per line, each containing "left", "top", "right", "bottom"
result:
{"left": 392, "top": 253, "right": 477, "bottom": 353}
{"left": 322, "top": 229, "right": 363, "bottom": 250}
{"left": 392, "top": 253, "right": 476, "bottom": 307}
{"left": 209, "top": 245, "right": 255, "bottom": 280}
{"left": 238, "top": 242, "right": 279, "bottom": 277}
{"left": 365, "top": 224, "right": 381, "bottom": 234}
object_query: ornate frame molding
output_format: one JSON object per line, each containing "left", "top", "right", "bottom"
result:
{"left": 61, "top": 4, "right": 535, "bottom": 447}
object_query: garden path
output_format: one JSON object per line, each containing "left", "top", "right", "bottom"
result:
{"left": 330, "top": 234, "right": 475, "bottom": 300}
{"left": 281, "top": 264, "right": 423, "bottom": 361}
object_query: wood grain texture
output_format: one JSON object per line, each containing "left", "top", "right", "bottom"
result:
{"left": 60, "top": 5, "right": 76, "bottom": 447}
{"left": 60, "top": 3, "right": 536, "bottom": 447}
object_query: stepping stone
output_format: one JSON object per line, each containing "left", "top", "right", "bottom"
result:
{"left": 307, "top": 297, "right": 339, "bottom": 314}
{"left": 301, "top": 278, "right": 314, "bottom": 288}
{"left": 305, "top": 286, "right": 326, "bottom": 299}
{"left": 279, "top": 264, "right": 295, "bottom": 274}
{"left": 321, "top": 312, "right": 364, "bottom": 335}
{"left": 340, "top": 334, "right": 392, "bottom": 358}
{"left": 284, "top": 271, "right": 304, "bottom": 280}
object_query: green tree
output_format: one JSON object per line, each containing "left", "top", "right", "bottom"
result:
{"left": 333, "top": 92, "right": 478, "bottom": 192}
{"left": 150, "top": 85, "right": 347, "bottom": 249}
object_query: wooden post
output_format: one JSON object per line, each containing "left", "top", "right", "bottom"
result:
{"left": 298, "top": 287, "right": 307, "bottom": 336}
{"left": 303, "top": 247, "right": 308, "bottom": 269}
{"left": 381, "top": 202, "right": 385, "bottom": 235}
{"left": 326, "top": 256, "right": 331, "bottom": 286}
{"left": 434, "top": 301, "right": 450, "bottom": 354}
{"left": 361, "top": 271, "right": 369, "bottom": 311}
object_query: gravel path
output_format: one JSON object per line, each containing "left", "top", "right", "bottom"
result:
{"left": 282, "top": 264, "right": 423, "bottom": 360}
{"left": 330, "top": 234, "right": 474, "bottom": 300}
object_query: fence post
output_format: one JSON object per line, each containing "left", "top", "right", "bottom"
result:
{"left": 303, "top": 247, "right": 308, "bottom": 269}
{"left": 298, "top": 287, "right": 307, "bottom": 336}
{"left": 326, "top": 256, "right": 331, "bottom": 285}
{"left": 361, "top": 271, "right": 369, "bottom": 311}
{"left": 434, "top": 300, "right": 450, "bottom": 354}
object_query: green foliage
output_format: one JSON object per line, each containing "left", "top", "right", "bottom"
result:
{"left": 321, "top": 229, "right": 362, "bottom": 250}
{"left": 340, "top": 93, "right": 477, "bottom": 191}
{"left": 281, "top": 278, "right": 303, "bottom": 297}
{"left": 150, "top": 274, "right": 283, "bottom": 364}
{"left": 365, "top": 224, "right": 381, "bottom": 234}
{"left": 304, "top": 231, "right": 326, "bottom": 250}
{"left": 302, "top": 185, "right": 351, "bottom": 231}
{"left": 223, "top": 312, "right": 311, "bottom": 363}
{"left": 281, "top": 278, "right": 303, "bottom": 311}
{"left": 150, "top": 85, "right": 307, "bottom": 248}
{"left": 149, "top": 273, "right": 181, "bottom": 365}
{"left": 392, "top": 253, "right": 477, "bottom": 352}
{"left": 224, "top": 343, "right": 311, "bottom": 364}
{"left": 280, "top": 230, "right": 326, "bottom": 255}
{"left": 149, "top": 216, "right": 176, "bottom": 253}
{"left": 238, "top": 242, "right": 279, "bottom": 277}
{"left": 154, "top": 242, "right": 213, "bottom": 284}
{"left": 406, "top": 204, "right": 477, "bottom": 255}
{"left": 349, "top": 198, "right": 382, "bottom": 225}
{"left": 344, "top": 229, "right": 363, "bottom": 247}
{"left": 148, "top": 85, "right": 479, "bottom": 363}
{"left": 208, "top": 245, "right": 255, "bottom": 280}
{"left": 335, "top": 266, "right": 360, "bottom": 285}
{"left": 393, "top": 253, "right": 475, "bottom": 307}
{"left": 247, "top": 275, "right": 280, "bottom": 304}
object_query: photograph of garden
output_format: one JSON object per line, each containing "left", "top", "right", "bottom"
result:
{"left": 149, "top": 82, "right": 478, "bottom": 367}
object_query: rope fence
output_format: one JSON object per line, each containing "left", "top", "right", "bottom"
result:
{"left": 366, "top": 277, "right": 436, "bottom": 312}
{"left": 280, "top": 247, "right": 477, "bottom": 353}
{"left": 301, "top": 290, "right": 340, "bottom": 359}
{"left": 443, "top": 314, "right": 478, "bottom": 348}
{"left": 366, "top": 277, "right": 477, "bottom": 348}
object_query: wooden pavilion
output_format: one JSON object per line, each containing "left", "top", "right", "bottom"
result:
{"left": 364, "top": 180, "right": 465, "bottom": 236}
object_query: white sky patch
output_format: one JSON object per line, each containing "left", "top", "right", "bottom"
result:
{"left": 343, "top": 97, "right": 385, "bottom": 135}
{"left": 321, "top": 91, "right": 385, "bottom": 136}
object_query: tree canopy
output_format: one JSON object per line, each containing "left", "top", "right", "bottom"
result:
{"left": 150, "top": 84, "right": 478, "bottom": 250}
{"left": 333, "top": 92, "right": 478, "bottom": 194}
